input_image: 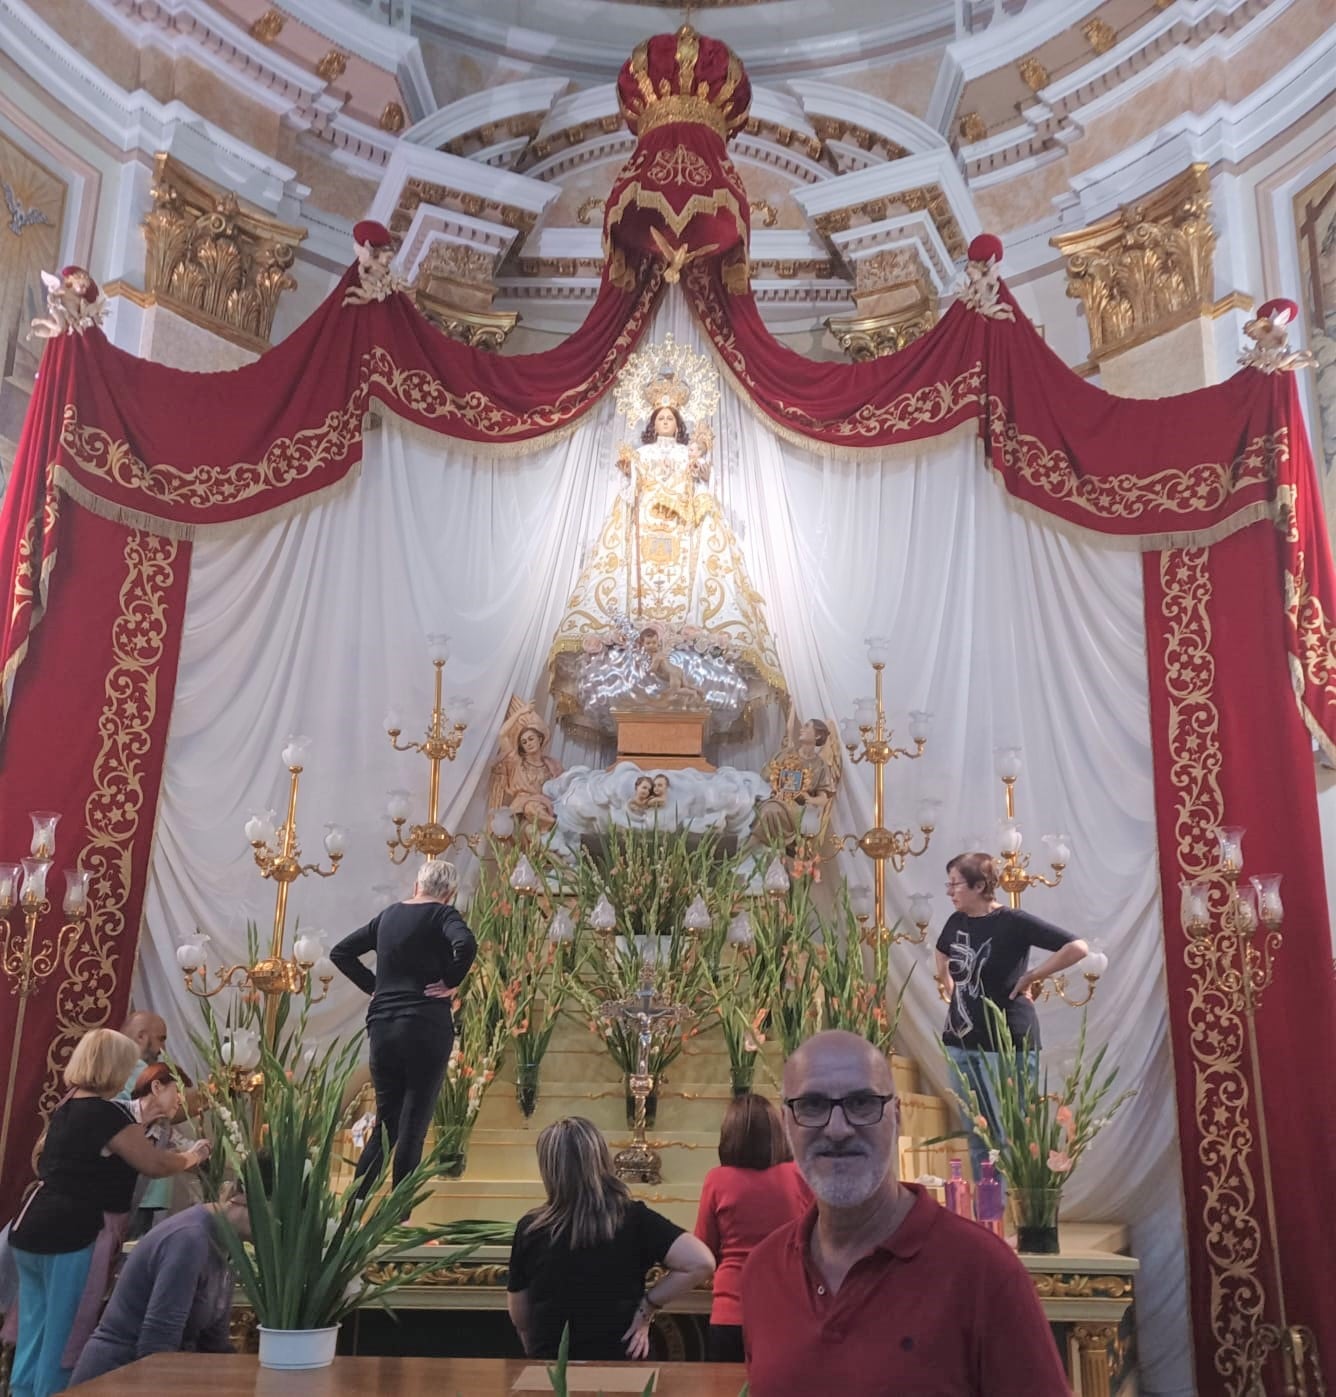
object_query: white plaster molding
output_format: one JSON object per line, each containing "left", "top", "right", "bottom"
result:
{"left": 0, "top": 0, "right": 306, "bottom": 211}
{"left": 827, "top": 212, "right": 956, "bottom": 294}
{"left": 786, "top": 80, "right": 951, "bottom": 156}
{"left": 397, "top": 205, "right": 520, "bottom": 282}
{"left": 791, "top": 149, "right": 982, "bottom": 248}
{"left": 87, "top": 0, "right": 341, "bottom": 123}
{"left": 404, "top": 78, "right": 572, "bottom": 151}
{"left": 521, "top": 227, "right": 602, "bottom": 261}
{"left": 535, "top": 85, "right": 621, "bottom": 142}
{"left": 955, "top": 0, "right": 1282, "bottom": 176}
{"left": 268, "top": 0, "right": 436, "bottom": 120}
{"left": 748, "top": 86, "right": 820, "bottom": 143}
{"left": 524, "top": 136, "right": 634, "bottom": 185}
{"left": 927, "top": 0, "right": 1111, "bottom": 132}
{"left": 367, "top": 142, "right": 559, "bottom": 232}
{"left": 1058, "top": 26, "right": 1336, "bottom": 218}
{"left": 410, "top": 3, "right": 953, "bottom": 82}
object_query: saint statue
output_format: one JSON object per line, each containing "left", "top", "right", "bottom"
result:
{"left": 549, "top": 335, "right": 785, "bottom": 738}
{"left": 487, "top": 697, "right": 564, "bottom": 832}
{"left": 749, "top": 717, "right": 842, "bottom": 850}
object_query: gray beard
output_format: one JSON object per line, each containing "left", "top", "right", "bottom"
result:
{"left": 800, "top": 1152, "right": 892, "bottom": 1208}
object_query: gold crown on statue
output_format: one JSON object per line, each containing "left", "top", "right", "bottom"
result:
{"left": 614, "top": 333, "right": 720, "bottom": 425}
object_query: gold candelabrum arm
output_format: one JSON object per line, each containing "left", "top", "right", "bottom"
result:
{"left": 385, "top": 655, "right": 471, "bottom": 863}
{"left": 837, "top": 656, "right": 934, "bottom": 944}
{"left": 0, "top": 898, "right": 87, "bottom": 996}
{"left": 995, "top": 774, "right": 1070, "bottom": 908}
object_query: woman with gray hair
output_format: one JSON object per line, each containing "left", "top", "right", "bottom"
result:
{"left": 331, "top": 859, "right": 477, "bottom": 1191}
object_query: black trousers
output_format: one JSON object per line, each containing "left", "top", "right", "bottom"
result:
{"left": 708, "top": 1323, "right": 745, "bottom": 1363}
{"left": 354, "top": 1013, "right": 453, "bottom": 1192}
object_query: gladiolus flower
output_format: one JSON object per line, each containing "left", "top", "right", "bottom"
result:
{"left": 1029, "top": 1141, "right": 1040, "bottom": 1158}
{"left": 1055, "top": 1105, "right": 1075, "bottom": 1133}
{"left": 1047, "top": 1150, "right": 1072, "bottom": 1173}
{"left": 974, "top": 1115, "right": 989, "bottom": 1132}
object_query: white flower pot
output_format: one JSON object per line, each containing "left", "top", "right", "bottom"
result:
{"left": 258, "top": 1324, "right": 340, "bottom": 1370}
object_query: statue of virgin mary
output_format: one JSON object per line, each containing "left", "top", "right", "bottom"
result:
{"left": 549, "top": 335, "right": 785, "bottom": 738}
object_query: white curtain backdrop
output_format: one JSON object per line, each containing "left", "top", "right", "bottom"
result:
{"left": 136, "top": 291, "right": 1191, "bottom": 1394}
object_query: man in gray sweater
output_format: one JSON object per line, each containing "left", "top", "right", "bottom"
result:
{"left": 68, "top": 1188, "right": 252, "bottom": 1383}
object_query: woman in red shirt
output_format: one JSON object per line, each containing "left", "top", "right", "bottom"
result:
{"left": 693, "top": 1092, "right": 811, "bottom": 1363}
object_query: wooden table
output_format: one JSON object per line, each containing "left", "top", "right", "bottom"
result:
{"left": 67, "top": 1353, "right": 750, "bottom": 1395}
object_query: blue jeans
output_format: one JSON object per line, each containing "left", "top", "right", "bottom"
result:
{"left": 11, "top": 1243, "right": 94, "bottom": 1397}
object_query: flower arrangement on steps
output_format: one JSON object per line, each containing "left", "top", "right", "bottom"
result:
{"left": 193, "top": 1001, "right": 476, "bottom": 1370}
{"left": 940, "top": 998, "right": 1135, "bottom": 1253}
{"left": 472, "top": 845, "right": 591, "bottom": 1120}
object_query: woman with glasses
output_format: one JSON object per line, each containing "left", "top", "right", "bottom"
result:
{"left": 506, "top": 1117, "right": 715, "bottom": 1360}
{"left": 693, "top": 1093, "right": 810, "bottom": 1363}
{"left": 935, "top": 852, "right": 1088, "bottom": 1192}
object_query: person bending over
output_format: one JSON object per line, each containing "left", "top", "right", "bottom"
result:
{"left": 507, "top": 1117, "right": 715, "bottom": 1360}
{"left": 67, "top": 1182, "right": 254, "bottom": 1384}
{"left": 331, "top": 858, "right": 477, "bottom": 1190}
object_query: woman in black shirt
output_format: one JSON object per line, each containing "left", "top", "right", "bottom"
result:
{"left": 8, "top": 1028, "right": 209, "bottom": 1397}
{"left": 507, "top": 1117, "right": 714, "bottom": 1360}
{"left": 934, "top": 851, "right": 1089, "bottom": 1192}
{"left": 331, "top": 857, "right": 477, "bottom": 1191}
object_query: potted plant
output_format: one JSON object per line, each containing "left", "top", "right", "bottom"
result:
{"left": 943, "top": 998, "right": 1135, "bottom": 1252}
{"left": 198, "top": 1015, "right": 473, "bottom": 1370}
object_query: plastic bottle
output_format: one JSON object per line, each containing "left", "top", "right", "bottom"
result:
{"left": 944, "top": 1157, "right": 974, "bottom": 1220}
{"left": 976, "top": 1159, "right": 1006, "bottom": 1239}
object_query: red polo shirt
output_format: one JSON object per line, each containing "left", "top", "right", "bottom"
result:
{"left": 740, "top": 1184, "right": 1072, "bottom": 1397}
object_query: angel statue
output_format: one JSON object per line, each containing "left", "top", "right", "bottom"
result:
{"left": 748, "top": 715, "right": 843, "bottom": 853}
{"left": 488, "top": 697, "right": 564, "bottom": 833}
{"left": 31, "top": 266, "right": 106, "bottom": 339}
{"left": 549, "top": 334, "right": 785, "bottom": 739}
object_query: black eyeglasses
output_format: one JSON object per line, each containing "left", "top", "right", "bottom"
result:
{"left": 784, "top": 1092, "right": 896, "bottom": 1129}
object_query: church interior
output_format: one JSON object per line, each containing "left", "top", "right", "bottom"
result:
{"left": 1, "top": 1, "right": 1334, "bottom": 1394}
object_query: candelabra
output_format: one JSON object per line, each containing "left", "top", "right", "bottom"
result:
{"left": 384, "top": 635, "right": 475, "bottom": 863}
{"left": 0, "top": 811, "right": 92, "bottom": 1178}
{"left": 992, "top": 747, "right": 1069, "bottom": 907}
{"left": 176, "top": 736, "right": 343, "bottom": 1051}
{"left": 1181, "top": 827, "right": 1325, "bottom": 1397}
{"left": 836, "top": 637, "right": 937, "bottom": 944}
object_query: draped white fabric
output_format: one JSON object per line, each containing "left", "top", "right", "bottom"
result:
{"left": 136, "top": 292, "right": 1190, "bottom": 1394}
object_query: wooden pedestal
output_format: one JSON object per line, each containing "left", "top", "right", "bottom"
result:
{"left": 611, "top": 708, "right": 713, "bottom": 772}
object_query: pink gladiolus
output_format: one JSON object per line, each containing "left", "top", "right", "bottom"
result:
{"left": 1048, "top": 1150, "right": 1072, "bottom": 1172}
{"left": 974, "top": 1115, "right": 989, "bottom": 1132}
{"left": 1029, "top": 1141, "right": 1040, "bottom": 1159}
{"left": 1055, "top": 1105, "right": 1075, "bottom": 1132}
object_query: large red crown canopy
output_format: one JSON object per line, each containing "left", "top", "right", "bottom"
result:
{"left": 605, "top": 25, "right": 753, "bottom": 285}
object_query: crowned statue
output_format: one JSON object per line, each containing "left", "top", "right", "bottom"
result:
{"left": 549, "top": 335, "right": 785, "bottom": 740}
{"left": 488, "top": 696, "right": 565, "bottom": 833}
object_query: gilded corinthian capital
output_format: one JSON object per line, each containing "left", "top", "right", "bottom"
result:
{"left": 142, "top": 153, "right": 306, "bottom": 350}
{"left": 1051, "top": 164, "right": 1217, "bottom": 363}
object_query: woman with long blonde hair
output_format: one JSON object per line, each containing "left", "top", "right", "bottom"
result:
{"left": 506, "top": 1117, "right": 714, "bottom": 1360}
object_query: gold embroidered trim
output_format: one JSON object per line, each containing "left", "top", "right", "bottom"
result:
{"left": 2, "top": 476, "right": 61, "bottom": 732}
{"left": 40, "top": 531, "right": 179, "bottom": 1118}
{"left": 635, "top": 95, "right": 730, "bottom": 141}
{"left": 1283, "top": 556, "right": 1336, "bottom": 763}
{"left": 49, "top": 272, "right": 662, "bottom": 533}
{"left": 1159, "top": 547, "right": 1265, "bottom": 1395}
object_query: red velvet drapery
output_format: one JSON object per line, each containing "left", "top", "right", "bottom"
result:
{"left": 1, "top": 28, "right": 1333, "bottom": 1392}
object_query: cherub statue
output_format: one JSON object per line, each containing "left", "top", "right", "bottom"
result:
{"left": 748, "top": 714, "right": 842, "bottom": 851}
{"left": 957, "top": 235, "right": 1015, "bottom": 322}
{"left": 638, "top": 624, "right": 700, "bottom": 698}
{"left": 31, "top": 266, "right": 107, "bottom": 339}
{"left": 342, "top": 220, "right": 410, "bottom": 307}
{"left": 488, "top": 696, "right": 564, "bottom": 833}
{"left": 1238, "top": 298, "right": 1316, "bottom": 374}
{"left": 628, "top": 773, "right": 671, "bottom": 815}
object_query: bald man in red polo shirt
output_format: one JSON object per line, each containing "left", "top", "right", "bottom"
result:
{"left": 740, "top": 1030, "right": 1071, "bottom": 1397}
